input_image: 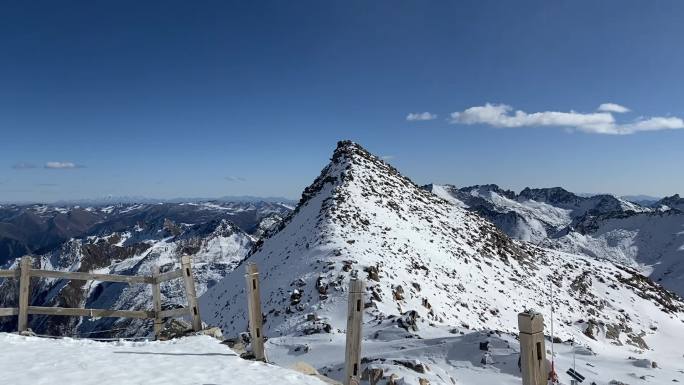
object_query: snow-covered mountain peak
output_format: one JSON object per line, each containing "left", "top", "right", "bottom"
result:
{"left": 201, "top": 141, "right": 684, "bottom": 353}
{"left": 462, "top": 184, "right": 517, "bottom": 200}
{"left": 517, "top": 187, "right": 650, "bottom": 215}
{"left": 656, "top": 194, "right": 684, "bottom": 211}
{"left": 278, "top": 140, "right": 528, "bottom": 264}
{"left": 519, "top": 186, "right": 582, "bottom": 205}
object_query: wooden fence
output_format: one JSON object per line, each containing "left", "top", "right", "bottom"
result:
{"left": 0, "top": 255, "right": 202, "bottom": 339}
{"left": 243, "top": 263, "right": 362, "bottom": 385}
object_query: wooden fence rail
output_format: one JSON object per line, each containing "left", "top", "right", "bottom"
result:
{"left": 0, "top": 255, "right": 202, "bottom": 339}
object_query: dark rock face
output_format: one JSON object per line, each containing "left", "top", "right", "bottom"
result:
{"left": 398, "top": 310, "right": 420, "bottom": 331}
{"left": 0, "top": 206, "right": 103, "bottom": 265}
{"left": 465, "top": 184, "right": 517, "bottom": 200}
{"left": 616, "top": 268, "right": 684, "bottom": 314}
{"left": 519, "top": 187, "right": 583, "bottom": 205}
{"left": 655, "top": 194, "right": 684, "bottom": 210}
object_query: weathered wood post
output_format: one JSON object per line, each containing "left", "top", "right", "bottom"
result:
{"left": 151, "top": 265, "right": 162, "bottom": 340}
{"left": 518, "top": 311, "right": 547, "bottom": 385}
{"left": 344, "top": 278, "right": 365, "bottom": 385}
{"left": 17, "top": 256, "right": 32, "bottom": 332}
{"left": 245, "top": 263, "right": 266, "bottom": 361}
{"left": 180, "top": 255, "right": 202, "bottom": 332}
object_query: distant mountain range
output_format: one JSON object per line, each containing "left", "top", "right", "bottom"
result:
{"left": 620, "top": 194, "right": 663, "bottom": 205}
{"left": 0, "top": 201, "right": 292, "bottom": 336}
{"left": 0, "top": 195, "right": 296, "bottom": 206}
{"left": 575, "top": 193, "right": 663, "bottom": 206}
{"left": 0, "top": 201, "right": 293, "bottom": 266}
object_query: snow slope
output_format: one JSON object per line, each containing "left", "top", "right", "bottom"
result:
{"left": 427, "top": 184, "right": 652, "bottom": 244}
{"left": 429, "top": 184, "right": 684, "bottom": 296}
{"left": 201, "top": 141, "right": 684, "bottom": 363}
{"left": 557, "top": 209, "right": 684, "bottom": 294}
{"left": 428, "top": 184, "right": 572, "bottom": 243}
{"left": 0, "top": 333, "right": 327, "bottom": 385}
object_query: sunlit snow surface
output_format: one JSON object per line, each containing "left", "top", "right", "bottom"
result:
{"left": 266, "top": 320, "right": 684, "bottom": 385}
{"left": 0, "top": 333, "right": 327, "bottom": 385}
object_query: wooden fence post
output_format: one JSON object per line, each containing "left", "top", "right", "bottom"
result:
{"left": 151, "top": 265, "right": 162, "bottom": 340}
{"left": 245, "top": 263, "right": 266, "bottom": 361}
{"left": 518, "top": 311, "right": 547, "bottom": 385}
{"left": 344, "top": 278, "right": 365, "bottom": 385}
{"left": 180, "top": 255, "right": 202, "bottom": 332}
{"left": 17, "top": 256, "right": 32, "bottom": 332}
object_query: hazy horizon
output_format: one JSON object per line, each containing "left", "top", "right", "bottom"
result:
{"left": 0, "top": 171, "right": 671, "bottom": 206}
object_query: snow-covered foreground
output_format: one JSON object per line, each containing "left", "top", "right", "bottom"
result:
{"left": 1, "top": 327, "right": 683, "bottom": 385}
{"left": 0, "top": 333, "right": 327, "bottom": 385}
{"left": 266, "top": 321, "right": 684, "bottom": 385}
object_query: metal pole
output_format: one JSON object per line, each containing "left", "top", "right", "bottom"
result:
{"left": 549, "top": 279, "right": 558, "bottom": 383}
{"left": 550, "top": 279, "right": 554, "bottom": 360}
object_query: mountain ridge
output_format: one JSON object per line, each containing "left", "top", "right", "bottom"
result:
{"left": 429, "top": 183, "right": 684, "bottom": 296}
{"left": 201, "top": 141, "right": 683, "bottom": 353}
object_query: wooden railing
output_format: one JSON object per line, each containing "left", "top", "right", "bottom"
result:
{"left": 0, "top": 255, "right": 202, "bottom": 339}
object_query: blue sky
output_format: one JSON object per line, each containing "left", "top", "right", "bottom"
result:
{"left": 1, "top": 1, "right": 683, "bottom": 202}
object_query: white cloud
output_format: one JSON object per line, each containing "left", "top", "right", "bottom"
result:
{"left": 620, "top": 116, "right": 684, "bottom": 133}
{"left": 225, "top": 176, "right": 247, "bottom": 182}
{"left": 449, "top": 103, "right": 684, "bottom": 135}
{"left": 598, "top": 103, "right": 630, "bottom": 113}
{"left": 380, "top": 155, "right": 395, "bottom": 161}
{"left": 45, "top": 162, "right": 80, "bottom": 169}
{"left": 406, "top": 112, "right": 437, "bottom": 121}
